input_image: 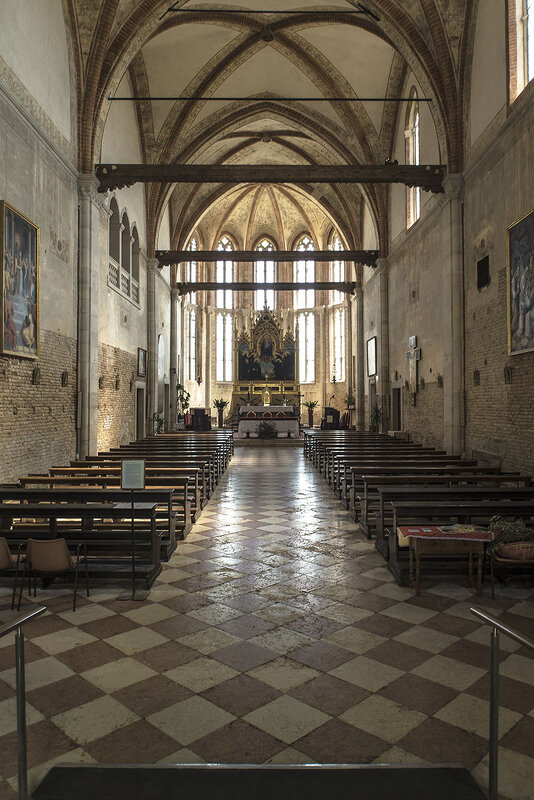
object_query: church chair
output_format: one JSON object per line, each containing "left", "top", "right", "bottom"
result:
{"left": 18, "top": 538, "right": 89, "bottom": 612}
{"left": 0, "top": 537, "right": 24, "bottom": 610}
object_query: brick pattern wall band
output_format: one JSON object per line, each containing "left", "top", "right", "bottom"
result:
{"left": 402, "top": 382, "right": 444, "bottom": 450}
{"left": 97, "top": 344, "right": 137, "bottom": 452}
{"left": 0, "top": 332, "right": 77, "bottom": 484}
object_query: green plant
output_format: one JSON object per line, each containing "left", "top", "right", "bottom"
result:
{"left": 213, "top": 398, "right": 229, "bottom": 410}
{"left": 176, "top": 383, "right": 190, "bottom": 417}
{"left": 256, "top": 421, "right": 278, "bottom": 439}
{"left": 303, "top": 400, "right": 319, "bottom": 410}
{"left": 370, "top": 402, "right": 383, "bottom": 427}
{"left": 344, "top": 393, "right": 356, "bottom": 408}
{"left": 152, "top": 412, "right": 164, "bottom": 434}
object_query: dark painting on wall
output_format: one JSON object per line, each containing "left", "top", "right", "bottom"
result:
{"left": 508, "top": 208, "right": 534, "bottom": 355}
{"left": 1, "top": 201, "right": 39, "bottom": 358}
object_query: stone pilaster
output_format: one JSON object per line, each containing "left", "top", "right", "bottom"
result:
{"left": 375, "top": 257, "right": 390, "bottom": 432}
{"left": 169, "top": 287, "right": 178, "bottom": 430}
{"left": 146, "top": 258, "right": 159, "bottom": 430}
{"left": 77, "top": 174, "right": 104, "bottom": 457}
{"left": 442, "top": 174, "right": 465, "bottom": 455}
{"left": 354, "top": 286, "right": 365, "bottom": 429}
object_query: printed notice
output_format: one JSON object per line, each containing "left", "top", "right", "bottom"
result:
{"left": 121, "top": 459, "right": 145, "bottom": 490}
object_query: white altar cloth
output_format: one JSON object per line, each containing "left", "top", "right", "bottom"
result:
{"left": 238, "top": 418, "right": 300, "bottom": 438}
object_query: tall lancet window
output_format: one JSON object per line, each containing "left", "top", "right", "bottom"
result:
{"left": 330, "top": 231, "right": 344, "bottom": 305}
{"left": 294, "top": 234, "right": 315, "bottom": 310}
{"left": 510, "top": 0, "right": 534, "bottom": 99}
{"left": 216, "top": 235, "right": 234, "bottom": 309}
{"left": 331, "top": 308, "right": 345, "bottom": 382}
{"left": 298, "top": 313, "right": 315, "bottom": 384}
{"left": 255, "top": 238, "right": 275, "bottom": 310}
{"left": 186, "top": 235, "right": 198, "bottom": 305}
{"left": 187, "top": 309, "right": 197, "bottom": 381}
{"left": 526, "top": 0, "right": 534, "bottom": 82}
{"left": 406, "top": 90, "right": 421, "bottom": 228}
{"left": 216, "top": 313, "right": 233, "bottom": 382}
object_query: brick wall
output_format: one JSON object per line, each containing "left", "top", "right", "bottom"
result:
{"left": 97, "top": 344, "right": 137, "bottom": 452}
{"left": 402, "top": 381, "right": 444, "bottom": 450}
{"left": 0, "top": 331, "right": 77, "bottom": 483}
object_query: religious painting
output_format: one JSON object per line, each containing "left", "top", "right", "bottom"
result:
{"left": 508, "top": 209, "right": 534, "bottom": 355}
{"left": 1, "top": 201, "right": 39, "bottom": 358}
{"left": 137, "top": 347, "right": 147, "bottom": 377}
{"left": 366, "top": 336, "right": 377, "bottom": 377}
{"left": 237, "top": 310, "right": 296, "bottom": 382}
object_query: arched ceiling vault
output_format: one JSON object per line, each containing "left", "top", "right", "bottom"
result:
{"left": 66, "top": 0, "right": 470, "bottom": 256}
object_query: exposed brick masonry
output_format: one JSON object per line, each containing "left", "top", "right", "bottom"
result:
{"left": 0, "top": 332, "right": 77, "bottom": 484}
{"left": 97, "top": 344, "right": 137, "bottom": 452}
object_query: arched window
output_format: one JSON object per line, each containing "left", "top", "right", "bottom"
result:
{"left": 298, "top": 312, "right": 315, "bottom": 384}
{"left": 120, "top": 212, "right": 132, "bottom": 296}
{"left": 187, "top": 234, "right": 198, "bottom": 305}
{"left": 331, "top": 308, "right": 345, "bottom": 382}
{"left": 509, "top": 0, "right": 534, "bottom": 99}
{"left": 187, "top": 308, "right": 197, "bottom": 381}
{"left": 216, "top": 312, "right": 233, "bottom": 382}
{"left": 216, "top": 235, "right": 234, "bottom": 309}
{"left": 406, "top": 90, "right": 421, "bottom": 228}
{"left": 255, "top": 237, "right": 275, "bottom": 310}
{"left": 131, "top": 226, "right": 140, "bottom": 305}
{"left": 330, "top": 231, "right": 344, "bottom": 305}
{"left": 294, "top": 234, "right": 315, "bottom": 310}
{"left": 108, "top": 198, "right": 121, "bottom": 290}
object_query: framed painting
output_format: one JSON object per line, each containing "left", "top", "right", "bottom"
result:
{"left": 508, "top": 209, "right": 534, "bottom": 355}
{"left": 367, "top": 336, "right": 377, "bottom": 377}
{"left": 1, "top": 201, "right": 39, "bottom": 358}
{"left": 137, "top": 347, "right": 147, "bottom": 377}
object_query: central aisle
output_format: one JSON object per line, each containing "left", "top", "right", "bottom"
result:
{"left": 2, "top": 449, "right": 533, "bottom": 798}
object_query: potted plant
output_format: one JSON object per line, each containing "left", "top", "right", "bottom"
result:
{"left": 213, "top": 398, "right": 229, "bottom": 428}
{"left": 176, "top": 383, "right": 190, "bottom": 430}
{"left": 256, "top": 420, "right": 277, "bottom": 439}
{"left": 369, "top": 402, "right": 383, "bottom": 433}
{"left": 152, "top": 412, "right": 164, "bottom": 434}
{"left": 303, "top": 400, "right": 319, "bottom": 428}
{"left": 344, "top": 393, "right": 356, "bottom": 409}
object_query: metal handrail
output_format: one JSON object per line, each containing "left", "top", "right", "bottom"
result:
{"left": 0, "top": 605, "right": 47, "bottom": 640}
{"left": 470, "top": 606, "right": 533, "bottom": 800}
{"left": 470, "top": 606, "right": 534, "bottom": 650}
{"left": 0, "top": 605, "right": 46, "bottom": 800}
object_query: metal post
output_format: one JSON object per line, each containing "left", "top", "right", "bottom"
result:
{"left": 488, "top": 626, "right": 499, "bottom": 800}
{"left": 15, "top": 626, "right": 27, "bottom": 800}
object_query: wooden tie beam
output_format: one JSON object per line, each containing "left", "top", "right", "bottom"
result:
{"left": 175, "top": 281, "right": 357, "bottom": 295}
{"left": 95, "top": 164, "right": 446, "bottom": 193}
{"left": 157, "top": 249, "right": 378, "bottom": 267}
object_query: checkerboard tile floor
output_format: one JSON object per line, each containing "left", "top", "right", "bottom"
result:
{"left": 0, "top": 448, "right": 533, "bottom": 799}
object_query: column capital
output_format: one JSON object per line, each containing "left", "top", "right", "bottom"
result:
{"left": 375, "top": 257, "right": 388, "bottom": 275}
{"left": 78, "top": 174, "right": 106, "bottom": 209}
{"left": 443, "top": 173, "right": 464, "bottom": 201}
{"left": 147, "top": 258, "right": 159, "bottom": 275}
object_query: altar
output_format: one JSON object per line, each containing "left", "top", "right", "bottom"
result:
{"left": 237, "top": 405, "right": 300, "bottom": 439}
{"left": 229, "top": 310, "right": 302, "bottom": 436}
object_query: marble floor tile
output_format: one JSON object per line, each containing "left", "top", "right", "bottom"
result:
{"left": 243, "top": 696, "right": 330, "bottom": 744}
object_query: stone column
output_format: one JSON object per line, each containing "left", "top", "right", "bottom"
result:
{"left": 77, "top": 174, "right": 103, "bottom": 458}
{"left": 376, "top": 257, "right": 390, "bottom": 432}
{"left": 204, "top": 307, "right": 212, "bottom": 411}
{"left": 146, "top": 258, "right": 159, "bottom": 433}
{"left": 442, "top": 174, "right": 465, "bottom": 455}
{"left": 169, "top": 287, "right": 178, "bottom": 430}
{"left": 354, "top": 286, "right": 365, "bottom": 429}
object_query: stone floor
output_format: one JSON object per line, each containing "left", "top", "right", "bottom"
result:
{"left": 0, "top": 448, "right": 533, "bottom": 799}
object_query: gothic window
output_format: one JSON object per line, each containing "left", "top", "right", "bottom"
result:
{"left": 216, "top": 312, "right": 233, "bottom": 382}
{"left": 121, "top": 212, "right": 131, "bottom": 297}
{"left": 298, "top": 312, "right": 315, "bottom": 384}
{"left": 509, "top": 0, "right": 534, "bottom": 99}
{"left": 330, "top": 231, "right": 344, "bottom": 305}
{"left": 187, "top": 308, "right": 197, "bottom": 381}
{"left": 131, "top": 227, "right": 140, "bottom": 305}
{"left": 255, "top": 237, "right": 275, "bottom": 310}
{"left": 405, "top": 90, "right": 421, "bottom": 228}
{"left": 216, "top": 235, "right": 234, "bottom": 309}
{"left": 186, "top": 234, "right": 198, "bottom": 304}
{"left": 294, "top": 234, "right": 315, "bottom": 310}
{"left": 331, "top": 308, "right": 345, "bottom": 382}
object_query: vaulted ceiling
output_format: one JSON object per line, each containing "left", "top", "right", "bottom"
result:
{"left": 65, "top": 0, "right": 478, "bottom": 256}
